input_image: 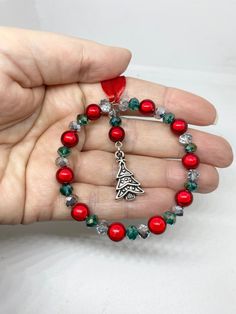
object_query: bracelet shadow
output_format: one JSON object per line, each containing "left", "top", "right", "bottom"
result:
{"left": 0, "top": 218, "right": 198, "bottom": 263}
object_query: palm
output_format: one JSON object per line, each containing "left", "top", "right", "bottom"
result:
{"left": 0, "top": 80, "right": 83, "bottom": 223}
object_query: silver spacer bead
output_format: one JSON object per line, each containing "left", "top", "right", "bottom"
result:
{"left": 55, "top": 156, "right": 69, "bottom": 167}
{"left": 100, "top": 99, "right": 111, "bottom": 113}
{"left": 137, "top": 224, "right": 150, "bottom": 239}
{"left": 187, "top": 169, "right": 200, "bottom": 182}
{"left": 179, "top": 133, "right": 192, "bottom": 145}
{"left": 69, "top": 121, "right": 81, "bottom": 132}
{"left": 154, "top": 106, "right": 165, "bottom": 119}
{"left": 65, "top": 194, "right": 78, "bottom": 207}
{"left": 118, "top": 98, "right": 129, "bottom": 112}
{"left": 96, "top": 220, "right": 109, "bottom": 235}
{"left": 172, "top": 205, "right": 184, "bottom": 216}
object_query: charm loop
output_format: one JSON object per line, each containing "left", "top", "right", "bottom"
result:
{"left": 115, "top": 150, "right": 125, "bottom": 161}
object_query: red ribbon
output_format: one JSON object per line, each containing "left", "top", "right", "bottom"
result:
{"left": 101, "top": 76, "right": 126, "bottom": 103}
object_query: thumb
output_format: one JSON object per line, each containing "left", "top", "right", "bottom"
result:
{"left": 0, "top": 27, "right": 132, "bottom": 87}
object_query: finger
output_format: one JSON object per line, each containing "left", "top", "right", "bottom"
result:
{"left": 71, "top": 150, "right": 219, "bottom": 193}
{"left": 83, "top": 117, "right": 233, "bottom": 168}
{"left": 80, "top": 77, "right": 217, "bottom": 125}
{"left": 0, "top": 27, "right": 131, "bottom": 87}
{"left": 53, "top": 183, "right": 176, "bottom": 221}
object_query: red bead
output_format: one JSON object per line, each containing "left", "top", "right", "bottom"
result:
{"left": 175, "top": 189, "right": 193, "bottom": 207}
{"left": 61, "top": 130, "right": 78, "bottom": 148}
{"left": 171, "top": 119, "right": 188, "bottom": 135}
{"left": 86, "top": 104, "right": 101, "bottom": 120}
{"left": 139, "top": 99, "right": 155, "bottom": 115}
{"left": 182, "top": 153, "right": 200, "bottom": 169}
{"left": 107, "top": 222, "right": 126, "bottom": 242}
{"left": 71, "top": 203, "right": 90, "bottom": 221}
{"left": 109, "top": 126, "right": 125, "bottom": 142}
{"left": 148, "top": 216, "right": 166, "bottom": 234}
{"left": 56, "top": 167, "right": 74, "bottom": 184}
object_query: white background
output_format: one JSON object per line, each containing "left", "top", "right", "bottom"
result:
{"left": 0, "top": 1, "right": 236, "bottom": 314}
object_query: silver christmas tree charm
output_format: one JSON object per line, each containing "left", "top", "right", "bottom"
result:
{"left": 115, "top": 143, "right": 144, "bottom": 201}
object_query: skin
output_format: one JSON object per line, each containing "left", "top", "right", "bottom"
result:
{"left": 0, "top": 27, "right": 233, "bottom": 225}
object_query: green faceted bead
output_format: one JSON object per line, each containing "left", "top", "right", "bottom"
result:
{"left": 60, "top": 184, "right": 73, "bottom": 196}
{"left": 163, "top": 112, "right": 175, "bottom": 124}
{"left": 126, "top": 225, "right": 139, "bottom": 240}
{"left": 128, "top": 97, "right": 140, "bottom": 110}
{"left": 77, "top": 114, "right": 88, "bottom": 126}
{"left": 184, "top": 181, "right": 198, "bottom": 192}
{"left": 110, "top": 116, "right": 122, "bottom": 127}
{"left": 57, "top": 146, "right": 71, "bottom": 157}
{"left": 86, "top": 214, "right": 98, "bottom": 227}
{"left": 163, "top": 211, "right": 176, "bottom": 225}
{"left": 185, "top": 143, "right": 197, "bottom": 153}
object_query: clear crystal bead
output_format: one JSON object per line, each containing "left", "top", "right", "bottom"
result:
{"left": 65, "top": 194, "right": 78, "bottom": 207}
{"left": 100, "top": 99, "right": 111, "bottom": 113}
{"left": 55, "top": 156, "right": 69, "bottom": 167}
{"left": 137, "top": 224, "right": 150, "bottom": 239}
{"left": 154, "top": 106, "right": 165, "bottom": 119}
{"left": 96, "top": 220, "right": 109, "bottom": 235}
{"left": 108, "top": 107, "right": 119, "bottom": 117}
{"left": 187, "top": 169, "right": 200, "bottom": 182}
{"left": 69, "top": 121, "right": 81, "bottom": 131}
{"left": 179, "top": 133, "right": 192, "bottom": 145}
{"left": 172, "top": 205, "right": 184, "bottom": 216}
{"left": 119, "top": 98, "right": 129, "bottom": 112}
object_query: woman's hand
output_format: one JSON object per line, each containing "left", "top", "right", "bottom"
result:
{"left": 0, "top": 27, "right": 233, "bottom": 224}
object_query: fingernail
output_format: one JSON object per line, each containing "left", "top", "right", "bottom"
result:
{"left": 213, "top": 111, "right": 218, "bottom": 125}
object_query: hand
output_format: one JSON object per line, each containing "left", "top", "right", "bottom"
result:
{"left": 0, "top": 28, "right": 233, "bottom": 224}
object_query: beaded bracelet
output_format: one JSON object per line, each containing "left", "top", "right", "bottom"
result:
{"left": 55, "top": 78, "right": 200, "bottom": 242}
